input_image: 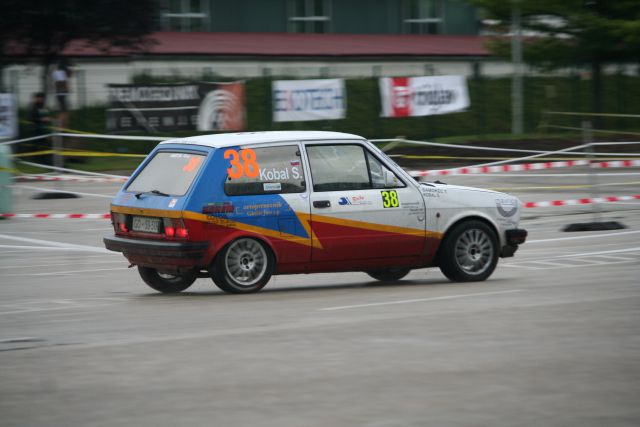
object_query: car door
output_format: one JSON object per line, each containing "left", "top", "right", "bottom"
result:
{"left": 219, "top": 143, "right": 312, "bottom": 266}
{"left": 305, "top": 142, "right": 426, "bottom": 263}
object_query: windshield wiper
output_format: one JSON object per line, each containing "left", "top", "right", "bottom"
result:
{"left": 135, "top": 189, "right": 170, "bottom": 199}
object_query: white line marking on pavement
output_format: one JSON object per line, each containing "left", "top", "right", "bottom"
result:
{"left": 319, "top": 290, "right": 522, "bottom": 311}
{"left": 501, "top": 263, "right": 545, "bottom": 270}
{"left": 3, "top": 267, "right": 129, "bottom": 277}
{"left": 0, "top": 297, "right": 127, "bottom": 316}
{"left": 526, "top": 230, "right": 640, "bottom": 244}
{"left": 0, "top": 244, "right": 110, "bottom": 252}
{"left": 526, "top": 260, "right": 577, "bottom": 268}
{"left": 10, "top": 184, "right": 113, "bottom": 198}
{"left": 0, "top": 259, "right": 122, "bottom": 269}
{"left": 590, "top": 254, "right": 637, "bottom": 261}
{"left": 556, "top": 247, "right": 640, "bottom": 258}
{"left": 0, "top": 233, "right": 109, "bottom": 253}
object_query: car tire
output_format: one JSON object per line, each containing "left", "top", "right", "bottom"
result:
{"left": 211, "top": 237, "right": 274, "bottom": 294}
{"left": 438, "top": 220, "right": 498, "bottom": 282}
{"left": 138, "top": 266, "right": 197, "bottom": 293}
{"left": 366, "top": 268, "right": 411, "bottom": 282}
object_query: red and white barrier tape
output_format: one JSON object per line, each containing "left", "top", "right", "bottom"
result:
{"left": 15, "top": 175, "right": 126, "bottom": 183}
{"left": 589, "top": 159, "right": 640, "bottom": 169}
{"left": 411, "top": 159, "right": 640, "bottom": 177}
{"left": 2, "top": 194, "right": 639, "bottom": 218}
{"left": 524, "top": 194, "right": 640, "bottom": 208}
{"left": 0, "top": 213, "right": 111, "bottom": 219}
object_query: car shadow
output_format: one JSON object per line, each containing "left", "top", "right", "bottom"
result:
{"left": 133, "top": 276, "right": 511, "bottom": 298}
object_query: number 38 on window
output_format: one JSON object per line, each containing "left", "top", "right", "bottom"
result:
{"left": 224, "top": 148, "right": 260, "bottom": 179}
{"left": 381, "top": 190, "right": 399, "bottom": 208}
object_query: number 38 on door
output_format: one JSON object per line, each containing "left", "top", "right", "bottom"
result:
{"left": 381, "top": 190, "right": 399, "bottom": 208}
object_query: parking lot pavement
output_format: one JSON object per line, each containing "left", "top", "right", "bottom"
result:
{"left": 1, "top": 179, "right": 639, "bottom": 427}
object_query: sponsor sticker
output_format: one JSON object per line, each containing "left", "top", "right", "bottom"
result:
{"left": 263, "top": 182, "right": 282, "bottom": 192}
{"left": 421, "top": 187, "right": 447, "bottom": 198}
{"left": 168, "top": 198, "right": 178, "bottom": 208}
{"left": 203, "top": 202, "right": 234, "bottom": 215}
{"left": 338, "top": 195, "right": 372, "bottom": 206}
{"left": 259, "top": 166, "right": 301, "bottom": 181}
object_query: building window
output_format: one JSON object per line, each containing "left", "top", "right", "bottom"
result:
{"left": 403, "top": 0, "right": 443, "bottom": 34}
{"left": 160, "top": 0, "right": 209, "bottom": 32}
{"left": 288, "top": 0, "right": 331, "bottom": 33}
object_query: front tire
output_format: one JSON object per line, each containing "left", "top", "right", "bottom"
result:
{"left": 211, "top": 237, "right": 274, "bottom": 294}
{"left": 138, "top": 266, "right": 196, "bottom": 293}
{"left": 438, "top": 220, "right": 498, "bottom": 282}
{"left": 366, "top": 268, "right": 411, "bottom": 282}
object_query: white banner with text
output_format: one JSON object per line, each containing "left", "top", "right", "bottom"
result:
{"left": 273, "top": 79, "right": 346, "bottom": 122}
{"left": 379, "top": 75, "right": 469, "bottom": 118}
{"left": 0, "top": 94, "right": 18, "bottom": 139}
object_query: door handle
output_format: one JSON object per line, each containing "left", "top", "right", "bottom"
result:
{"left": 313, "top": 200, "right": 331, "bottom": 208}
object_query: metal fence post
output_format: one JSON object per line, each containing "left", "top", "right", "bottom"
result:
{"left": 562, "top": 120, "right": 624, "bottom": 231}
{"left": 582, "top": 120, "right": 602, "bottom": 222}
{"left": 31, "top": 120, "right": 79, "bottom": 200}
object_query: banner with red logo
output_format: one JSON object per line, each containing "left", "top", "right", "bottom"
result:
{"left": 379, "top": 75, "right": 469, "bottom": 118}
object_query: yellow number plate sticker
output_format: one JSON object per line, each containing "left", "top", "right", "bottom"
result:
{"left": 381, "top": 190, "right": 399, "bottom": 208}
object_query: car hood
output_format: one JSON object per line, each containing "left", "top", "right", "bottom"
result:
{"left": 419, "top": 181, "right": 522, "bottom": 211}
{"left": 421, "top": 181, "right": 503, "bottom": 195}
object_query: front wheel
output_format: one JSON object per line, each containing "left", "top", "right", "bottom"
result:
{"left": 366, "top": 268, "right": 411, "bottom": 282}
{"left": 211, "top": 237, "right": 274, "bottom": 294}
{"left": 438, "top": 220, "right": 498, "bottom": 282}
{"left": 138, "top": 266, "right": 196, "bottom": 293}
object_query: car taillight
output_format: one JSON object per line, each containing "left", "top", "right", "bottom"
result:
{"left": 113, "top": 213, "right": 128, "bottom": 233}
{"left": 176, "top": 226, "right": 188, "bottom": 238}
{"left": 163, "top": 218, "right": 188, "bottom": 239}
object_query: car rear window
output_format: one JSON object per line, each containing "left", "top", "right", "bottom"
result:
{"left": 127, "top": 152, "right": 205, "bottom": 196}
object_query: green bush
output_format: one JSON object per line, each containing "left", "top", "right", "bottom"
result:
{"left": 31, "top": 74, "right": 640, "bottom": 145}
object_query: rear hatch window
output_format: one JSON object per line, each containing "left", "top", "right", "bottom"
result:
{"left": 127, "top": 152, "right": 206, "bottom": 196}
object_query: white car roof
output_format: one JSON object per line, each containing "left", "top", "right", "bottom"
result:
{"left": 159, "top": 131, "right": 365, "bottom": 148}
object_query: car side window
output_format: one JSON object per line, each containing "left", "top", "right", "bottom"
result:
{"left": 366, "top": 151, "right": 406, "bottom": 189}
{"left": 307, "top": 145, "right": 370, "bottom": 192}
{"left": 224, "top": 145, "right": 305, "bottom": 196}
{"left": 306, "top": 144, "right": 405, "bottom": 192}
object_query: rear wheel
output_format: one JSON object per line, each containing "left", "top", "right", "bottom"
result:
{"left": 438, "top": 220, "right": 498, "bottom": 282}
{"left": 211, "top": 237, "right": 274, "bottom": 294}
{"left": 138, "top": 266, "right": 196, "bottom": 293}
{"left": 366, "top": 268, "right": 411, "bottom": 282}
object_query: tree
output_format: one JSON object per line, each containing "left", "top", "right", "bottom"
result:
{"left": 0, "top": 0, "right": 158, "bottom": 94}
{"left": 472, "top": 0, "right": 640, "bottom": 113}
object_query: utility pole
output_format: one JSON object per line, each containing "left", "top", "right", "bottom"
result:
{"left": 511, "top": 1, "right": 523, "bottom": 134}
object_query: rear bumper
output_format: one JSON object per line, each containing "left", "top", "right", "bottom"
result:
{"left": 500, "top": 228, "right": 528, "bottom": 258}
{"left": 103, "top": 235, "right": 209, "bottom": 260}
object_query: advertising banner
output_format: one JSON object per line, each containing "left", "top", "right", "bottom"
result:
{"left": 107, "top": 82, "right": 245, "bottom": 132}
{"left": 273, "top": 79, "right": 346, "bottom": 122}
{"left": 379, "top": 75, "right": 469, "bottom": 118}
{"left": 0, "top": 94, "right": 18, "bottom": 139}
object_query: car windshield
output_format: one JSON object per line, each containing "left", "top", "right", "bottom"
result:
{"left": 127, "top": 151, "right": 206, "bottom": 196}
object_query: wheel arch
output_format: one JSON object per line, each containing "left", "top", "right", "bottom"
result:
{"left": 208, "top": 231, "right": 278, "bottom": 271}
{"left": 435, "top": 214, "right": 500, "bottom": 263}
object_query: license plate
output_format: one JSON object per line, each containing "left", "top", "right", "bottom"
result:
{"left": 132, "top": 216, "right": 161, "bottom": 233}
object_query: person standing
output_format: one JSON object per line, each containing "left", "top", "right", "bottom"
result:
{"left": 52, "top": 60, "right": 71, "bottom": 129}
{"left": 28, "top": 92, "right": 53, "bottom": 165}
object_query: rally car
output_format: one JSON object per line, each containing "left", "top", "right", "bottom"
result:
{"left": 104, "top": 131, "right": 527, "bottom": 294}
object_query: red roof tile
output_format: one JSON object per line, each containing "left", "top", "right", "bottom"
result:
{"left": 60, "top": 32, "right": 490, "bottom": 58}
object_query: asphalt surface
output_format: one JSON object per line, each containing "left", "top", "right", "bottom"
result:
{"left": 1, "top": 168, "right": 639, "bottom": 427}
